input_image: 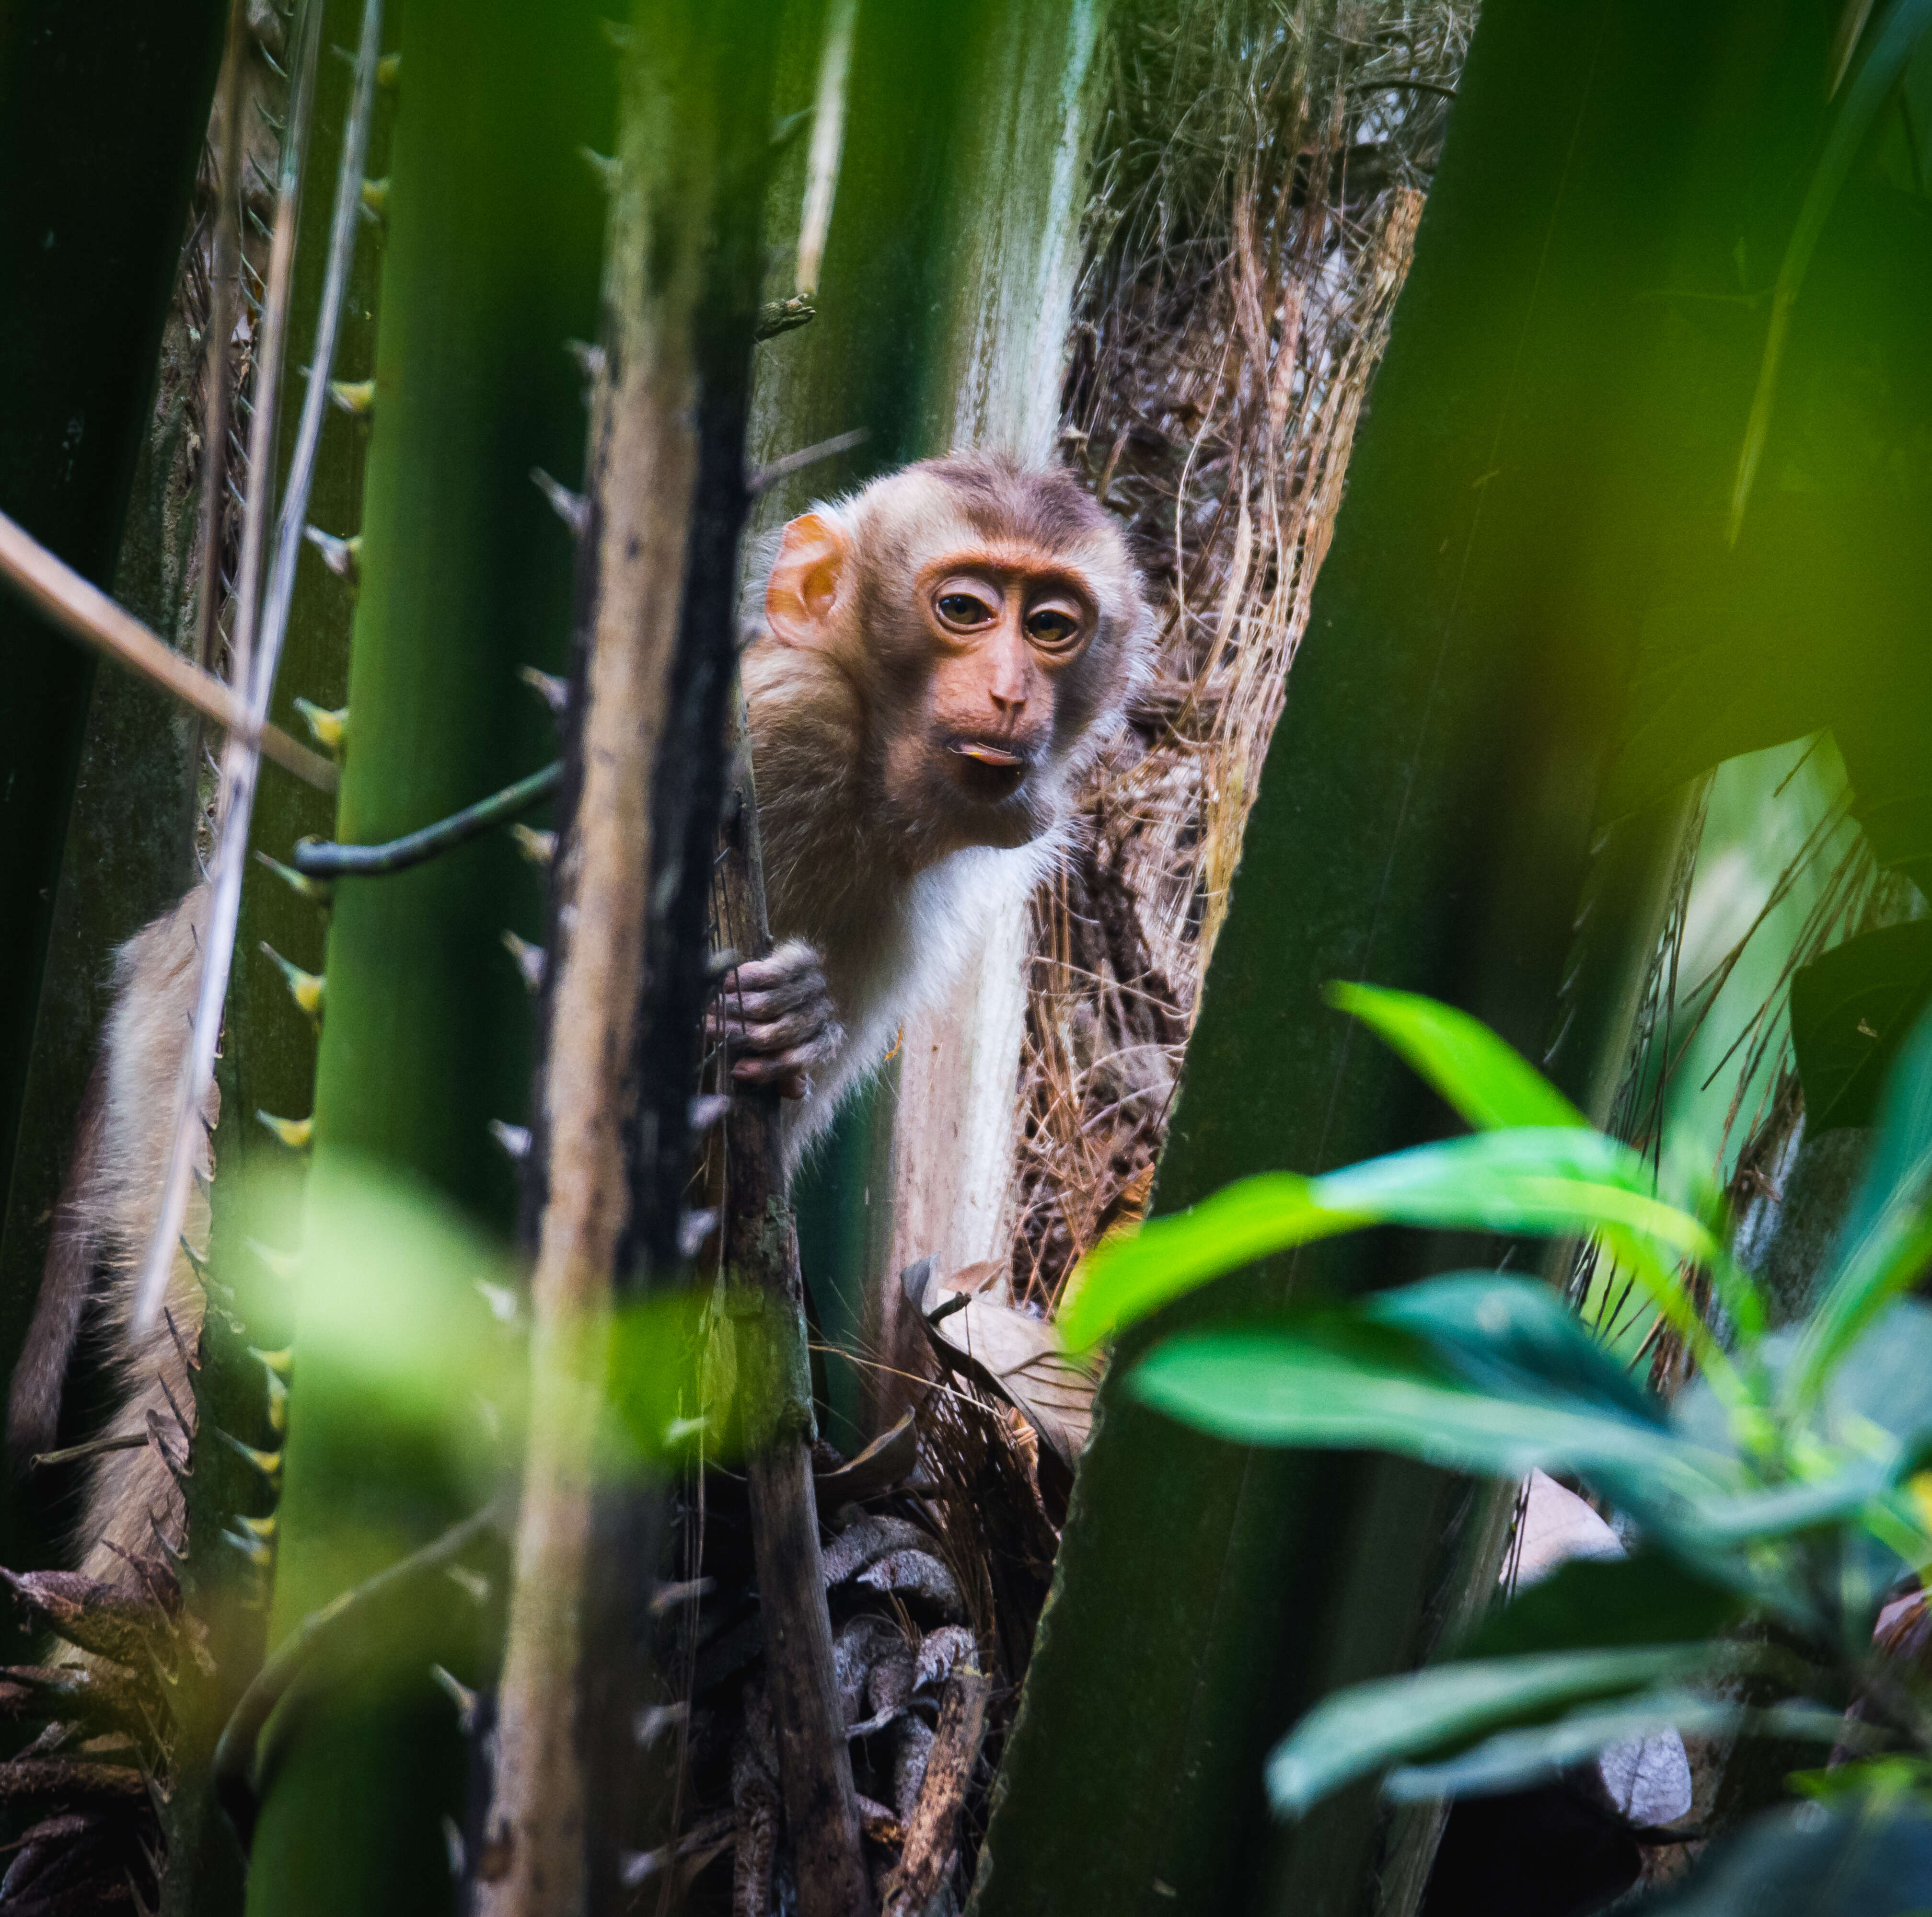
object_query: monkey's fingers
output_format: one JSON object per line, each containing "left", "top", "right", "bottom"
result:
{"left": 729, "top": 1052, "right": 820, "bottom": 1096}
{"left": 728, "top": 1014, "right": 844, "bottom": 1091}
{"left": 737, "top": 1014, "right": 841, "bottom": 1061}
{"left": 717, "top": 984, "right": 832, "bottom": 1027}
{"left": 710, "top": 1006, "right": 838, "bottom": 1056}
{"left": 721, "top": 939, "right": 828, "bottom": 1007}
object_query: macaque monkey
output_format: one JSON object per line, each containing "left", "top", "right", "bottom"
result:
{"left": 9, "top": 453, "right": 1146, "bottom": 1575}
{"left": 722, "top": 453, "right": 1151, "bottom": 1159}
{"left": 8, "top": 889, "right": 214, "bottom": 1590}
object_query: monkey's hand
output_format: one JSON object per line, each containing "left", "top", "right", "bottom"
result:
{"left": 712, "top": 939, "right": 845, "bottom": 1102}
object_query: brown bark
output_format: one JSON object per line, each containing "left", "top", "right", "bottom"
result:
{"left": 884, "top": 1666, "right": 992, "bottom": 1916}
{"left": 716, "top": 752, "right": 874, "bottom": 1917}
{"left": 472, "top": 19, "right": 704, "bottom": 1910}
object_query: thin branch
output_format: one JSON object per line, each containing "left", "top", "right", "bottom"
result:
{"left": 794, "top": 0, "right": 857, "bottom": 299}
{"left": 29, "top": 1432, "right": 150, "bottom": 1471}
{"left": 748, "top": 427, "right": 868, "bottom": 495}
{"left": 0, "top": 509, "right": 337, "bottom": 792}
{"left": 291, "top": 761, "right": 561, "bottom": 877}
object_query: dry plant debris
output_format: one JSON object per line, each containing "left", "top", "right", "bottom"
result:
{"left": 1014, "top": 0, "right": 1473, "bottom": 1309}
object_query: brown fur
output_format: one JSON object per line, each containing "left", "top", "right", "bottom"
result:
{"left": 741, "top": 454, "right": 1151, "bottom": 1156}
{"left": 8, "top": 887, "right": 214, "bottom": 1589}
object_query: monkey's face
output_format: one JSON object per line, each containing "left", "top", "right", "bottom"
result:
{"left": 761, "top": 458, "right": 1150, "bottom": 862}
{"left": 871, "top": 546, "right": 1093, "bottom": 841}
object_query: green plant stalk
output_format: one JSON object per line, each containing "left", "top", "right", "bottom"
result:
{"left": 240, "top": 3, "right": 615, "bottom": 1911}
{"left": 161, "top": 5, "right": 405, "bottom": 1909}
{"left": 968, "top": 1, "right": 1803, "bottom": 1910}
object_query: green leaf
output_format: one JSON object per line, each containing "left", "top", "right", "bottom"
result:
{"left": 1126, "top": 1321, "right": 1730, "bottom": 1496}
{"left": 1386, "top": 1693, "right": 1849, "bottom": 1802}
{"left": 1469, "top": 1552, "right": 1743, "bottom": 1658}
{"left": 1826, "top": 1298, "right": 1932, "bottom": 1444}
{"left": 1790, "top": 924, "right": 1932, "bottom": 1133}
{"left": 1369, "top": 1272, "right": 1667, "bottom": 1428}
{"left": 1324, "top": 982, "right": 1587, "bottom": 1132}
{"left": 1062, "top": 1128, "right": 1722, "bottom": 1351}
{"left": 1384, "top": 1689, "right": 1744, "bottom": 1801}
{"left": 1642, "top": 1798, "right": 1932, "bottom": 1916}
{"left": 1265, "top": 1643, "right": 1713, "bottom": 1818}
{"left": 1729, "top": 0, "right": 1932, "bottom": 535}
{"left": 1793, "top": 1010, "right": 1932, "bottom": 1407}
{"left": 1682, "top": 1461, "right": 1897, "bottom": 1547}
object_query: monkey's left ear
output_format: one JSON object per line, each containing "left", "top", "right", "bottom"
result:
{"left": 764, "top": 512, "right": 849, "bottom": 647}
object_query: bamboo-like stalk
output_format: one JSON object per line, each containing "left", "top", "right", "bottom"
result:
{"left": 246, "top": 3, "right": 618, "bottom": 1903}
{"left": 132, "top": 0, "right": 379, "bottom": 1340}
{"left": 475, "top": 7, "right": 794, "bottom": 1905}
{"left": 0, "top": 509, "right": 336, "bottom": 791}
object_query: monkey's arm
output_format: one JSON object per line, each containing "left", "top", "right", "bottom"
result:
{"left": 712, "top": 938, "right": 845, "bottom": 1103}
{"left": 7, "top": 1059, "right": 108, "bottom": 1472}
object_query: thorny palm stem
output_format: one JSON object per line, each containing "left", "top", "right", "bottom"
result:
{"left": 193, "top": 0, "right": 250, "bottom": 689}
{"left": 133, "top": 0, "right": 381, "bottom": 1338}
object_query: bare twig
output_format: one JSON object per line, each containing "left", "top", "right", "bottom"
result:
{"left": 748, "top": 427, "right": 868, "bottom": 496}
{"left": 794, "top": 0, "right": 857, "bottom": 300}
{"left": 292, "top": 761, "right": 560, "bottom": 877}
{"left": 0, "top": 509, "right": 336, "bottom": 791}
{"left": 882, "top": 1664, "right": 991, "bottom": 1915}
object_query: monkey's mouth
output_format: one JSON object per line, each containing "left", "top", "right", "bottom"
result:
{"left": 945, "top": 736, "right": 1031, "bottom": 799}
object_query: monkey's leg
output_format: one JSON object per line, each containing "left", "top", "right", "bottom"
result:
{"left": 711, "top": 937, "right": 844, "bottom": 1101}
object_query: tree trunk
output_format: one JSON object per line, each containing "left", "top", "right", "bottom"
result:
{"left": 967, "top": 1, "right": 1819, "bottom": 1909}
{"left": 472, "top": 6, "right": 779, "bottom": 1907}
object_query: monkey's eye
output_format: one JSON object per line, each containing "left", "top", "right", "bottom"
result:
{"left": 934, "top": 588, "right": 998, "bottom": 629}
{"left": 1024, "top": 605, "right": 1083, "bottom": 650}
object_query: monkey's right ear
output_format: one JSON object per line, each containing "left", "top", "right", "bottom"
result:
{"left": 764, "top": 512, "right": 849, "bottom": 647}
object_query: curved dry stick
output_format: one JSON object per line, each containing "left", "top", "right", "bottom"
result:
{"left": 0, "top": 509, "right": 336, "bottom": 791}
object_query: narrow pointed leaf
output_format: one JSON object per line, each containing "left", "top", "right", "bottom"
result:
{"left": 1326, "top": 982, "right": 1586, "bottom": 1131}
{"left": 1265, "top": 1643, "right": 1714, "bottom": 1817}
{"left": 1127, "top": 1322, "right": 1730, "bottom": 1496}
{"left": 1367, "top": 1272, "right": 1667, "bottom": 1426}
{"left": 1469, "top": 1553, "right": 1744, "bottom": 1659}
{"left": 1384, "top": 1691, "right": 1848, "bottom": 1802}
{"left": 1062, "top": 1127, "right": 1719, "bottom": 1350}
